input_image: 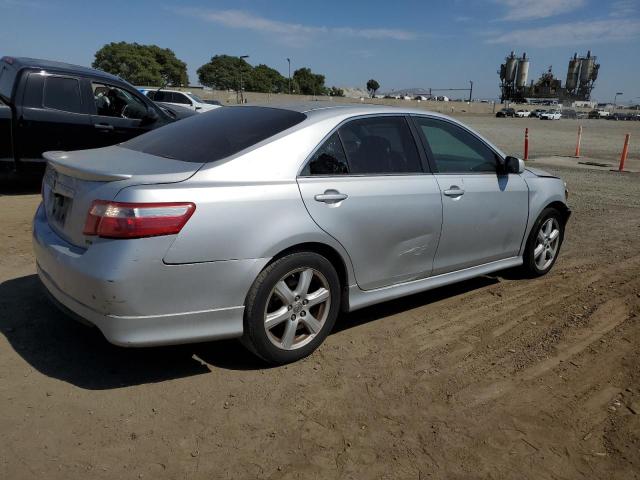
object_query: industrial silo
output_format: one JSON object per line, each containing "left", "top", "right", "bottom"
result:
{"left": 516, "top": 53, "right": 529, "bottom": 88}
{"left": 505, "top": 52, "right": 518, "bottom": 83}
{"left": 580, "top": 51, "right": 594, "bottom": 86}
{"left": 566, "top": 53, "right": 581, "bottom": 92}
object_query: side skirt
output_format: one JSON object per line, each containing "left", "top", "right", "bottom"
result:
{"left": 347, "top": 256, "right": 522, "bottom": 311}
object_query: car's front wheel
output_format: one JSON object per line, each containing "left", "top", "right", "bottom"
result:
{"left": 522, "top": 207, "right": 565, "bottom": 276}
{"left": 242, "top": 252, "right": 341, "bottom": 364}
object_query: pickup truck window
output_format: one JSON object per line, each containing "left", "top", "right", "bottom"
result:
{"left": 92, "top": 82, "right": 147, "bottom": 120}
{"left": 43, "top": 76, "right": 83, "bottom": 114}
{"left": 0, "top": 64, "right": 13, "bottom": 100}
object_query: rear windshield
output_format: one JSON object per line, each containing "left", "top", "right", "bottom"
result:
{"left": 122, "top": 106, "right": 306, "bottom": 163}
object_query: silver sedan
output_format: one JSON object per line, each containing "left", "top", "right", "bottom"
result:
{"left": 33, "top": 103, "right": 570, "bottom": 364}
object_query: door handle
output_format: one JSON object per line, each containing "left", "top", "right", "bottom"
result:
{"left": 94, "top": 123, "right": 114, "bottom": 131}
{"left": 443, "top": 186, "right": 465, "bottom": 197}
{"left": 314, "top": 190, "right": 348, "bottom": 203}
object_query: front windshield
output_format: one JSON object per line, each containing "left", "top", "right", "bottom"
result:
{"left": 187, "top": 93, "right": 204, "bottom": 103}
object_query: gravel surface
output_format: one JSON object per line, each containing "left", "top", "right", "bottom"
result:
{"left": 462, "top": 116, "right": 640, "bottom": 168}
{"left": 1, "top": 120, "right": 639, "bottom": 479}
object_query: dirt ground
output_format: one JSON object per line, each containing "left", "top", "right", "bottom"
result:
{"left": 463, "top": 116, "right": 640, "bottom": 167}
{"left": 1, "top": 117, "right": 639, "bottom": 479}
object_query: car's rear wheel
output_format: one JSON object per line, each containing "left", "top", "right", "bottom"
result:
{"left": 242, "top": 252, "right": 340, "bottom": 364}
{"left": 522, "top": 207, "right": 565, "bottom": 276}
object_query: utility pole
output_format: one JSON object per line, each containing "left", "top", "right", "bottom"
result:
{"left": 239, "top": 55, "right": 249, "bottom": 104}
{"left": 613, "top": 92, "right": 623, "bottom": 108}
{"left": 468, "top": 80, "right": 473, "bottom": 102}
{"left": 287, "top": 58, "right": 291, "bottom": 95}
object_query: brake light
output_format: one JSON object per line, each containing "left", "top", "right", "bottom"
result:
{"left": 83, "top": 201, "right": 195, "bottom": 239}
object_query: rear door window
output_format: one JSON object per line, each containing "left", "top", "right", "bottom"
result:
{"left": 301, "top": 132, "right": 349, "bottom": 175}
{"left": 337, "top": 116, "right": 422, "bottom": 174}
{"left": 43, "top": 76, "right": 83, "bottom": 113}
{"left": 122, "top": 106, "right": 306, "bottom": 163}
{"left": 171, "top": 92, "right": 191, "bottom": 105}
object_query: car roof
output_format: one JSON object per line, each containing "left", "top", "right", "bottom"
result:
{"left": 154, "top": 89, "right": 193, "bottom": 94}
{"left": 252, "top": 101, "right": 454, "bottom": 122}
{"left": 3, "top": 56, "right": 123, "bottom": 83}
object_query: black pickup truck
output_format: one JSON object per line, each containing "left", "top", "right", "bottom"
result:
{"left": 0, "top": 56, "right": 194, "bottom": 177}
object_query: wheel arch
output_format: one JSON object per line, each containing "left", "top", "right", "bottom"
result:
{"left": 544, "top": 200, "right": 571, "bottom": 224}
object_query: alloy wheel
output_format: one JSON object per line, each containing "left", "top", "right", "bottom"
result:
{"left": 533, "top": 218, "right": 560, "bottom": 271}
{"left": 263, "top": 268, "right": 331, "bottom": 350}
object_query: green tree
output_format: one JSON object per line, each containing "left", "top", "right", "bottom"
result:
{"left": 246, "top": 64, "right": 287, "bottom": 93}
{"left": 93, "top": 42, "right": 187, "bottom": 86}
{"left": 197, "top": 55, "right": 253, "bottom": 91}
{"left": 328, "top": 86, "right": 345, "bottom": 97}
{"left": 147, "top": 45, "right": 188, "bottom": 86}
{"left": 292, "top": 68, "right": 326, "bottom": 95}
{"left": 366, "top": 79, "right": 380, "bottom": 97}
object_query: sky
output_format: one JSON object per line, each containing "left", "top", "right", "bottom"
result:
{"left": 1, "top": 0, "right": 639, "bottom": 102}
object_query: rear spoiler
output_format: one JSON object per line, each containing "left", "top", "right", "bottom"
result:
{"left": 43, "top": 151, "right": 132, "bottom": 182}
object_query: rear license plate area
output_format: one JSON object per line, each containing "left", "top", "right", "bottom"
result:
{"left": 47, "top": 193, "right": 72, "bottom": 226}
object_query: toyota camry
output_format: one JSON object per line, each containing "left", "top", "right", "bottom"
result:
{"left": 33, "top": 103, "right": 570, "bottom": 364}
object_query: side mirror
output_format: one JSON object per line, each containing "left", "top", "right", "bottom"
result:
{"left": 141, "top": 106, "right": 159, "bottom": 124}
{"left": 504, "top": 156, "right": 525, "bottom": 174}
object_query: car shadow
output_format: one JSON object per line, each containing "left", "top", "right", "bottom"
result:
{"left": 334, "top": 275, "right": 498, "bottom": 333}
{"left": 1, "top": 273, "right": 500, "bottom": 389}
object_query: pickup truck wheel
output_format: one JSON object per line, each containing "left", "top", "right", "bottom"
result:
{"left": 241, "top": 252, "right": 340, "bottom": 365}
{"left": 522, "top": 208, "right": 565, "bottom": 277}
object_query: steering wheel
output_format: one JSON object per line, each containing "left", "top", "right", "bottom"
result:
{"left": 121, "top": 104, "right": 132, "bottom": 119}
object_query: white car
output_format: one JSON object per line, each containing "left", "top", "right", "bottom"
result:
{"left": 539, "top": 110, "right": 562, "bottom": 120}
{"left": 516, "top": 110, "right": 531, "bottom": 118}
{"left": 146, "top": 90, "right": 221, "bottom": 113}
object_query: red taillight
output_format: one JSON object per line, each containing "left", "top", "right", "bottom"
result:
{"left": 83, "top": 201, "right": 195, "bottom": 239}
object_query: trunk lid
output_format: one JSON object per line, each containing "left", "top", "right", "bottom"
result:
{"left": 42, "top": 146, "right": 203, "bottom": 248}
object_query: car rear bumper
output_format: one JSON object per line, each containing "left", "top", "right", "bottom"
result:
{"left": 32, "top": 204, "right": 269, "bottom": 346}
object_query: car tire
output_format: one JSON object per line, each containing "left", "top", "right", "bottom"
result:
{"left": 241, "top": 252, "right": 341, "bottom": 365}
{"left": 522, "top": 207, "right": 566, "bottom": 277}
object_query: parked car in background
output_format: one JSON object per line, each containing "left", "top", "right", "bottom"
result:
{"left": 561, "top": 109, "right": 578, "bottom": 119}
{"left": 146, "top": 89, "right": 221, "bottom": 112}
{"left": 496, "top": 108, "right": 516, "bottom": 118}
{"left": 34, "top": 103, "right": 570, "bottom": 364}
{"left": 607, "top": 112, "right": 636, "bottom": 121}
{"left": 515, "top": 110, "right": 531, "bottom": 118}
{"left": 588, "top": 110, "right": 610, "bottom": 119}
{"left": 0, "top": 56, "right": 193, "bottom": 177}
{"left": 539, "top": 110, "right": 562, "bottom": 120}
{"left": 530, "top": 109, "right": 547, "bottom": 118}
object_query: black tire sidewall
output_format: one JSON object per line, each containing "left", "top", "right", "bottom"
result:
{"left": 524, "top": 207, "right": 565, "bottom": 276}
{"left": 243, "top": 252, "right": 341, "bottom": 365}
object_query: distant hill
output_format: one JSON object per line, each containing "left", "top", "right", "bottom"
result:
{"left": 339, "top": 87, "right": 369, "bottom": 99}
